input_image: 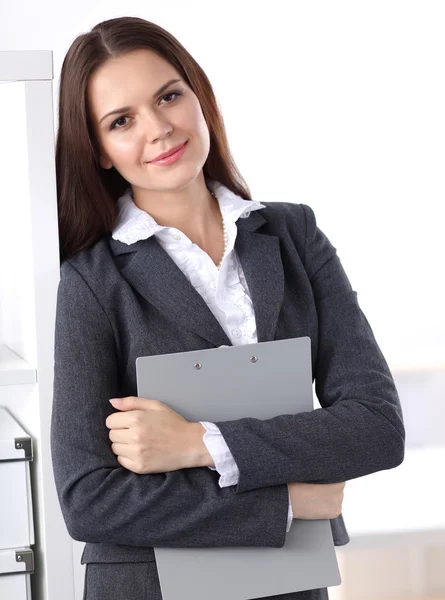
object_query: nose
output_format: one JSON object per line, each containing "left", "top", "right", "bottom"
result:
{"left": 140, "top": 110, "right": 172, "bottom": 143}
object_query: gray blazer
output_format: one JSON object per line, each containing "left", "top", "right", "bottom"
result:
{"left": 50, "top": 201, "right": 405, "bottom": 591}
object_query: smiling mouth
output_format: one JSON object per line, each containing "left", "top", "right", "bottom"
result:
{"left": 147, "top": 141, "right": 189, "bottom": 166}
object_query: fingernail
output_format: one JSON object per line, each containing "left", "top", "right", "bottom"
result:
{"left": 109, "top": 398, "right": 121, "bottom": 405}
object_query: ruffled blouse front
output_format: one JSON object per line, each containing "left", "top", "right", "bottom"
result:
{"left": 111, "top": 178, "right": 266, "bottom": 346}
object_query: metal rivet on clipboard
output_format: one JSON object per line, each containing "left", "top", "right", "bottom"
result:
{"left": 194, "top": 357, "right": 258, "bottom": 368}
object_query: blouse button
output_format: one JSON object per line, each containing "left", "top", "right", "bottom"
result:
{"left": 232, "top": 329, "right": 242, "bottom": 338}
{"left": 210, "top": 281, "right": 216, "bottom": 289}
{"left": 172, "top": 233, "right": 181, "bottom": 240}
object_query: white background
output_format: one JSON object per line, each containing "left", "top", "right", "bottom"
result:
{"left": 1, "top": 0, "right": 444, "bottom": 371}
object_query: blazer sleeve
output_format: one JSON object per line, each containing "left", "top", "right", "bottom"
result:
{"left": 50, "top": 260, "right": 289, "bottom": 547}
{"left": 214, "top": 203, "right": 405, "bottom": 493}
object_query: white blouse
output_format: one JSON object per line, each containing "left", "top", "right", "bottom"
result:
{"left": 111, "top": 178, "right": 293, "bottom": 532}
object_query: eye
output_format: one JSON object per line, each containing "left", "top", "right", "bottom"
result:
{"left": 109, "top": 91, "right": 182, "bottom": 131}
{"left": 160, "top": 91, "right": 182, "bottom": 105}
{"left": 110, "top": 116, "right": 130, "bottom": 131}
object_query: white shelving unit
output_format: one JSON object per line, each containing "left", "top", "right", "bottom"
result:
{"left": 0, "top": 345, "right": 36, "bottom": 386}
{"left": 0, "top": 50, "right": 75, "bottom": 600}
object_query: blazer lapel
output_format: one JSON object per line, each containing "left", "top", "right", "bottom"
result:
{"left": 108, "top": 209, "right": 284, "bottom": 347}
{"left": 235, "top": 214, "right": 284, "bottom": 343}
{"left": 109, "top": 235, "right": 232, "bottom": 347}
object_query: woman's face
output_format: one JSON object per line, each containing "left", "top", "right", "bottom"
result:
{"left": 87, "top": 48, "right": 211, "bottom": 193}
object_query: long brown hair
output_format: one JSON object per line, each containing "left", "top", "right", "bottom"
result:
{"left": 56, "top": 16, "right": 252, "bottom": 264}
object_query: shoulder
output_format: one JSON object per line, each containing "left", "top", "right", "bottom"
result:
{"left": 256, "top": 200, "right": 318, "bottom": 255}
{"left": 60, "top": 235, "right": 115, "bottom": 293}
{"left": 258, "top": 201, "right": 316, "bottom": 231}
{"left": 55, "top": 238, "right": 117, "bottom": 341}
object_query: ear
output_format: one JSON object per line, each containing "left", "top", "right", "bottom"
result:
{"left": 95, "top": 140, "right": 112, "bottom": 169}
{"left": 99, "top": 154, "right": 113, "bottom": 170}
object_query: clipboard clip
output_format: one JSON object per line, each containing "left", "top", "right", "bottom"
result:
{"left": 193, "top": 355, "right": 258, "bottom": 369}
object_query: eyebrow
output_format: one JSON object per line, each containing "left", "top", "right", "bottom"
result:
{"left": 98, "top": 78, "right": 182, "bottom": 125}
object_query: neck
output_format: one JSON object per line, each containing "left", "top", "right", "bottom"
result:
{"left": 131, "top": 174, "right": 221, "bottom": 249}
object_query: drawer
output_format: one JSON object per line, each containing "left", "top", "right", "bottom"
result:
{"left": 0, "top": 547, "right": 34, "bottom": 600}
{"left": 0, "top": 407, "right": 34, "bottom": 549}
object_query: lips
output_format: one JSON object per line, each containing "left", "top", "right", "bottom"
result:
{"left": 149, "top": 142, "right": 187, "bottom": 163}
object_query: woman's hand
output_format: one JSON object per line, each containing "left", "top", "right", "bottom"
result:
{"left": 288, "top": 482, "right": 346, "bottom": 520}
{"left": 106, "top": 396, "right": 208, "bottom": 474}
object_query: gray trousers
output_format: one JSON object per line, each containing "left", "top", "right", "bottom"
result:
{"left": 83, "top": 562, "right": 329, "bottom": 600}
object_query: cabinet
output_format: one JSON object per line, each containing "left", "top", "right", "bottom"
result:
{"left": 0, "top": 549, "right": 34, "bottom": 600}
{"left": 0, "top": 407, "right": 34, "bottom": 549}
{"left": 0, "top": 406, "right": 34, "bottom": 598}
{"left": 0, "top": 50, "right": 75, "bottom": 600}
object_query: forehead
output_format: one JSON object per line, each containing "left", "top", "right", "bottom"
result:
{"left": 87, "top": 49, "right": 181, "bottom": 118}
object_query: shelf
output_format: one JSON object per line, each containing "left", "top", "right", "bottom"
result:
{"left": 0, "top": 344, "right": 36, "bottom": 386}
{"left": 0, "top": 50, "right": 53, "bottom": 82}
{"left": 342, "top": 446, "right": 445, "bottom": 545}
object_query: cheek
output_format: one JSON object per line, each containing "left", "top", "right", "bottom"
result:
{"left": 195, "top": 106, "right": 209, "bottom": 135}
{"left": 197, "top": 116, "right": 211, "bottom": 156}
{"left": 108, "top": 136, "right": 142, "bottom": 163}
{"left": 179, "top": 98, "right": 208, "bottom": 136}
{"left": 185, "top": 104, "right": 210, "bottom": 151}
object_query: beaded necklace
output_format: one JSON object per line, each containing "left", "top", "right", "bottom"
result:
{"left": 208, "top": 189, "right": 228, "bottom": 270}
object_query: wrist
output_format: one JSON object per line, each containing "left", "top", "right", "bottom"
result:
{"left": 186, "top": 422, "right": 216, "bottom": 468}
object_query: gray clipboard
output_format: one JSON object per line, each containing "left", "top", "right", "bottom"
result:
{"left": 136, "top": 336, "right": 341, "bottom": 600}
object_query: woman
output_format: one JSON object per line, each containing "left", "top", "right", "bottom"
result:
{"left": 50, "top": 16, "right": 405, "bottom": 600}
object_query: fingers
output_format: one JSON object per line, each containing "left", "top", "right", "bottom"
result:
{"left": 108, "top": 429, "right": 130, "bottom": 443}
{"left": 110, "top": 397, "right": 164, "bottom": 411}
{"left": 115, "top": 454, "right": 141, "bottom": 474}
{"left": 111, "top": 442, "right": 133, "bottom": 459}
{"left": 106, "top": 409, "right": 143, "bottom": 429}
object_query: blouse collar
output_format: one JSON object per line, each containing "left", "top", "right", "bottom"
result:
{"left": 111, "top": 178, "right": 265, "bottom": 246}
